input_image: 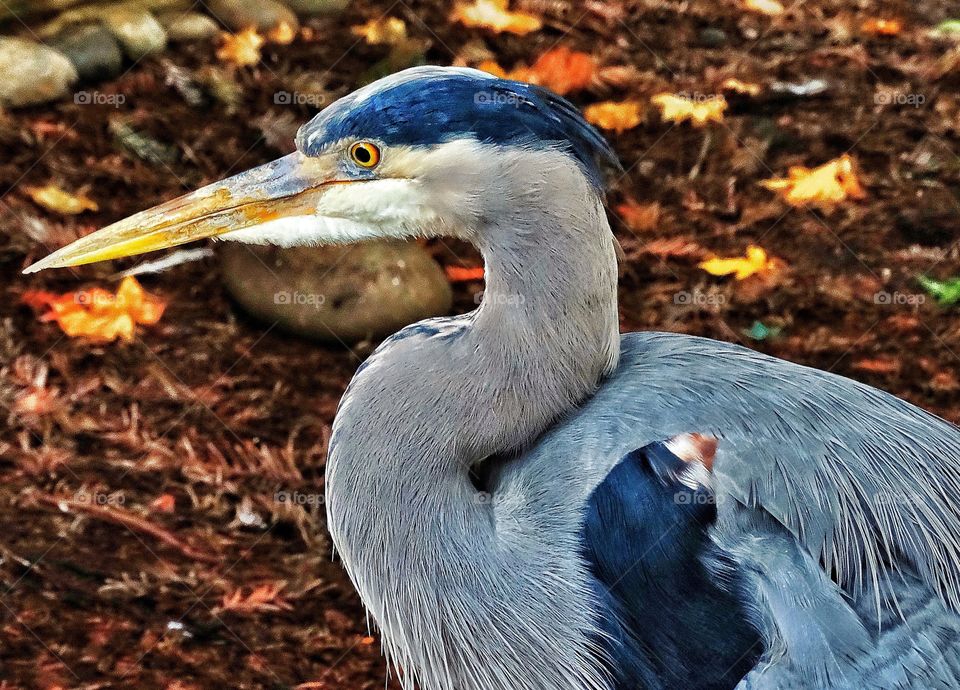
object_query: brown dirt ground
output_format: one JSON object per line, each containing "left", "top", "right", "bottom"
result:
{"left": 2, "top": 0, "right": 960, "bottom": 688}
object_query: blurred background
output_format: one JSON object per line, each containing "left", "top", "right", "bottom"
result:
{"left": 1, "top": 0, "right": 959, "bottom": 687}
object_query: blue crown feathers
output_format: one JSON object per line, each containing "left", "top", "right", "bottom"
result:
{"left": 295, "top": 67, "right": 621, "bottom": 189}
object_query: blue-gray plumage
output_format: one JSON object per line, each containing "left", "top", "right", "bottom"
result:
{"left": 25, "top": 66, "right": 960, "bottom": 690}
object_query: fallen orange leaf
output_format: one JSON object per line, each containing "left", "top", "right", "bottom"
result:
{"left": 25, "top": 184, "right": 98, "bottom": 215}
{"left": 643, "top": 238, "right": 704, "bottom": 259}
{"left": 351, "top": 17, "right": 408, "bottom": 45}
{"left": 760, "top": 154, "right": 866, "bottom": 207}
{"left": 451, "top": 0, "right": 542, "bottom": 35}
{"left": 217, "top": 582, "right": 293, "bottom": 615}
{"left": 446, "top": 266, "right": 485, "bottom": 282}
{"left": 477, "top": 60, "right": 511, "bottom": 78}
{"left": 615, "top": 198, "right": 661, "bottom": 232}
{"left": 742, "top": 0, "right": 785, "bottom": 16}
{"left": 699, "top": 245, "right": 779, "bottom": 280}
{"left": 584, "top": 101, "right": 643, "bottom": 133}
{"left": 852, "top": 357, "right": 901, "bottom": 375}
{"left": 525, "top": 47, "right": 596, "bottom": 95}
{"left": 21, "top": 276, "right": 166, "bottom": 343}
{"left": 151, "top": 494, "right": 176, "bottom": 513}
{"left": 862, "top": 18, "right": 902, "bottom": 36}
{"left": 476, "top": 47, "right": 595, "bottom": 95}
{"left": 651, "top": 93, "right": 727, "bottom": 126}
{"left": 217, "top": 27, "right": 265, "bottom": 66}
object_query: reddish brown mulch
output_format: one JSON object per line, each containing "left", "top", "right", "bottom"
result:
{"left": 2, "top": 0, "right": 960, "bottom": 688}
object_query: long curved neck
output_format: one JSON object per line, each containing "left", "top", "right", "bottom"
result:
{"left": 465, "top": 187, "right": 621, "bottom": 456}
{"left": 325, "top": 161, "right": 620, "bottom": 690}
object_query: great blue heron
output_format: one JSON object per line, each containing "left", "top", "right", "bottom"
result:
{"left": 25, "top": 66, "right": 960, "bottom": 689}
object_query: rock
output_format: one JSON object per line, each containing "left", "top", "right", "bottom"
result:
{"left": 49, "top": 24, "right": 123, "bottom": 81}
{"left": 157, "top": 10, "right": 219, "bottom": 41}
{"left": 205, "top": 0, "right": 299, "bottom": 33}
{"left": 219, "top": 241, "right": 453, "bottom": 343}
{"left": 0, "top": 38, "right": 77, "bottom": 107}
{"left": 103, "top": 8, "right": 167, "bottom": 59}
{"left": 698, "top": 27, "right": 726, "bottom": 47}
{"left": 1, "top": 0, "right": 86, "bottom": 23}
{"left": 285, "top": 0, "right": 351, "bottom": 14}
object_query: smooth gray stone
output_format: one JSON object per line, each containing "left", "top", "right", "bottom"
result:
{"left": 50, "top": 23, "right": 123, "bottom": 81}
{"left": 219, "top": 241, "right": 453, "bottom": 343}
{"left": 205, "top": 0, "right": 298, "bottom": 32}
{"left": 0, "top": 38, "right": 78, "bottom": 107}
{"left": 285, "top": 0, "right": 351, "bottom": 15}
{"left": 103, "top": 8, "right": 168, "bottom": 59}
{"left": 156, "top": 11, "right": 220, "bottom": 41}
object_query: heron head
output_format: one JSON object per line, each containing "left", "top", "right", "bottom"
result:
{"left": 24, "top": 66, "right": 618, "bottom": 273}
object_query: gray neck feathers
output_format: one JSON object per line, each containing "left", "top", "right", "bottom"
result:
{"left": 325, "top": 154, "right": 620, "bottom": 690}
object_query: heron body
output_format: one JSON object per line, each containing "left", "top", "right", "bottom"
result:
{"left": 26, "top": 67, "right": 960, "bottom": 689}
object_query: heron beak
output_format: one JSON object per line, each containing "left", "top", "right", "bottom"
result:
{"left": 23, "top": 153, "right": 337, "bottom": 274}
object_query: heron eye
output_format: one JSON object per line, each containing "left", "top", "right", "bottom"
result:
{"left": 350, "top": 141, "right": 381, "bottom": 168}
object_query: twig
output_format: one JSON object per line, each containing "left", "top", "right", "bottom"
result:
{"left": 34, "top": 493, "right": 220, "bottom": 565}
{"left": 689, "top": 130, "right": 713, "bottom": 180}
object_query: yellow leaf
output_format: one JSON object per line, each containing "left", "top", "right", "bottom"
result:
{"left": 721, "top": 78, "right": 762, "bottom": 96}
{"left": 584, "top": 101, "right": 643, "bottom": 133}
{"left": 216, "top": 27, "right": 265, "bottom": 67}
{"left": 699, "top": 245, "right": 777, "bottom": 280}
{"left": 351, "top": 17, "right": 408, "bottom": 46}
{"left": 760, "top": 154, "right": 866, "bottom": 207}
{"left": 742, "top": 0, "right": 785, "bottom": 16}
{"left": 451, "top": 0, "right": 542, "bottom": 35}
{"left": 267, "top": 21, "right": 296, "bottom": 45}
{"left": 21, "top": 276, "right": 166, "bottom": 343}
{"left": 651, "top": 93, "right": 727, "bottom": 126}
{"left": 25, "top": 184, "right": 98, "bottom": 215}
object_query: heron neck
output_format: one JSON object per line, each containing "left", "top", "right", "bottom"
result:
{"left": 325, "top": 170, "right": 620, "bottom": 690}
{"left": 467, "top": 190, "right": 621, "bottom": 452}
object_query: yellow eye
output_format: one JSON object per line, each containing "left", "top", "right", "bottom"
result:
{"left": 350, "top": 141, "right": 381, "bottom": 168}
